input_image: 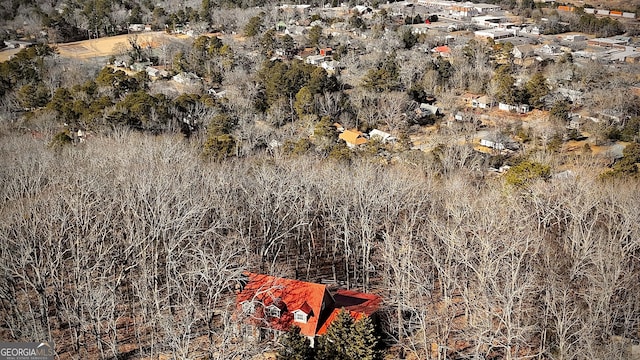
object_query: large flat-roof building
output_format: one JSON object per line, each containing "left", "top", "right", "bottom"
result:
{"left": 475, "top": 29, "right": 515, "bottom": 40}
{"left": 587, "top": 36, "right": 631, "bottom": 49}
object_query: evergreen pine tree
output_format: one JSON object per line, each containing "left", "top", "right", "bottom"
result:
{"left": 362, "top": 53, "right": 401, "bottom": 92}
{"left": 524, "top": 72, "right": 549, "bottom": 109}
{"left": 352, "top": 315, "right": 380, "bottom": 360}
{"left": 316, "top": 309, "right": 355, "bottom": 360}
{"left": 277, "top": 326, "right": 314, "bottom": 360}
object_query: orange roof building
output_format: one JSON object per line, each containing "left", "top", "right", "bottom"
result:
{"left": 339, "top": 129, "right": 368, "bottom": 147}
{"left": 433, "top": 45, "right": 451, "bottom": 57}
{"left": 235, "top": 273, "right": 381, "bottom": 342}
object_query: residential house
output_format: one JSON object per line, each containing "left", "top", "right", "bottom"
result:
{"left": 207, "top": 88, "right": 227, "bottom": 98}
{"left": 275, "top": 48, "right": 296, "bottom": 59}
{"left": 130, "top": 61, "right": 152, "bottom": 72}
{"left": 450, "top": 111, "right": 477, "bottom": 124}
{"left": 432, "top": 45, "right": 451, "bottom": 57}
{"left": 480, "top": 138, "right": 505, "bottom": 150}
{"left": 480, "top": 134, "right": 519, "bottom": 152}
{"left": 172, "top": 72, "right": 202, "bottom": 85}
{"left": 417, "top": 103, "right": 441, "bottom": 116}
{"left": 285, "top": 26, "right": 308, "bottom": 36}
{"left": 235, "top": 273, "right": 381, "bottom": 346}
{"left": 320, "top": 60, "right": 340, "bottom": 72}
{"left": 339, "top": 129, "right": 368, "bottom": 147}
{"left": 407, "top": 24, "right": 430, "bottom": 35}
{"left": 173, "top": 24, "right": 186, "bottom": 34}
{"left": 472, "top": 95, "right": 492, "bottom": 109}
{"left": 512, "top": 44, "right": 536, "bottom": 65}
{"left": 567, "top": 113, "right": 582, "bottom": 130}
{"left": 498, "top": 102, "right": 529, "bottom": 113}
{"left": 4, "top": 40, "right": 34, "bottom": 49}
{"left": 512, "top": 44, "right": 535, "bottom": 60}
{"left": 536, "top": 44, "right": 564, "bottom": 56}
{"left": 461, "top": 93, "right": 480, "bottom": 106}
{"left": 145, "top": 66, "right": 160, "bottom": 78}
{"left": 351, "top": 5, "right": 372, "bottom": 15}
{"left": 306, "top": 54, "right": 328, "bottom": 65}
{"left": 369, "top": 129, "right": 396, "bottom": 143}
{"left": 319, "top": 47, "right": 333, "bottom": 57}
{"left": 518, "top": 25, "right": 540, "bottom": 35}
{"left": 557, "top": 88, "right": 584, "bottom": 104}
{"left": 128, "top": 23, "right": 145, "bottom": 32}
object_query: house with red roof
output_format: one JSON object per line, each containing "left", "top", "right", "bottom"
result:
{"left": 235, "top": 273, "right": 381, "bottom": 346}
{"left": 432, "top": 45, "right": 451, "bottom": 57}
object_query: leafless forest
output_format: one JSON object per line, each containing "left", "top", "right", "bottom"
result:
{"left": 0, "top": 130, "right": 638, "bottom": 359}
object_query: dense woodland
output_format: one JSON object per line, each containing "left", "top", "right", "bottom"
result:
{"left": 1, "top": 127, "right": 640, "bottom": 359}
{"left": 1, "top": 0, "right": 640, "bottom": 358}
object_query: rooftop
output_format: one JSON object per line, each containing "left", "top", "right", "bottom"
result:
{"left": 236, "top": 273, "right": 381, "bottom": 338}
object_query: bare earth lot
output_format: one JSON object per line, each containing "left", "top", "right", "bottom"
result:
{"left": 0, "top": 47, "right": 21, "bottom": 62}
{"left": 0, "top": 31, "right": 191, "bottom": 62}
{"left": 54, "top": 31, "right": 184, "bottom": 60}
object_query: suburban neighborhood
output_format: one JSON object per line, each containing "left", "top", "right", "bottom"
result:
{"left": 2, "top": 0, "right": 636, "bottom": 165}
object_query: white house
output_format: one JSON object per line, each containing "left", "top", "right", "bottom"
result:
{"left": 418, "top": 103, "right": 441, "bottom": 116}
{"left": 407, "top": 24, "right": 430, "bottom": 35}
{"left": 498, "top": 103, "right": 529, "bottom": 113}
{"left": 320, "top": 60, "right": 340, "bottom": 72}
{"left": 472, "top": 95, "right": 492, "bottom": 109}
{"left": 512, "top": 44, "right": 535, "bottom": 59}
{"left": 128, "top": 23, "right": 145, "bottom": 32}
{"left": 480, "top": 138, "right": 505, "bottom": 150}
{"left": 536, "top": 44, "right": 564, "bottom": 56}
{"left": 172, "top": 72, "right": 202, "bottom": 85}
{"left": 369, "top": 129, "right": 396, "bottom": 143}
{"left": 306, "top": 55, "right": 328, "bottom": 65}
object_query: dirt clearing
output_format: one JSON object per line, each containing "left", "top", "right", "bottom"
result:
{"left": 55, "top": 32, "right": 184, "bottom": 60}
{"left": 0, "top": 47, "right": 21, "bottom": 62}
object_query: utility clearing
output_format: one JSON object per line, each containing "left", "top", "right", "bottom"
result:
{"left": 54, "top": 31, "right": 184, "bottom": 60}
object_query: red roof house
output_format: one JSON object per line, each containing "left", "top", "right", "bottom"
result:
{"left": 319, "top": 47, "right": 333, "bottom": 57}
{"left": 432, "top": 45, "right": 451, "bottom": 57}
{"left": 235, "top": 273, "right": 381, "bottom": 342}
